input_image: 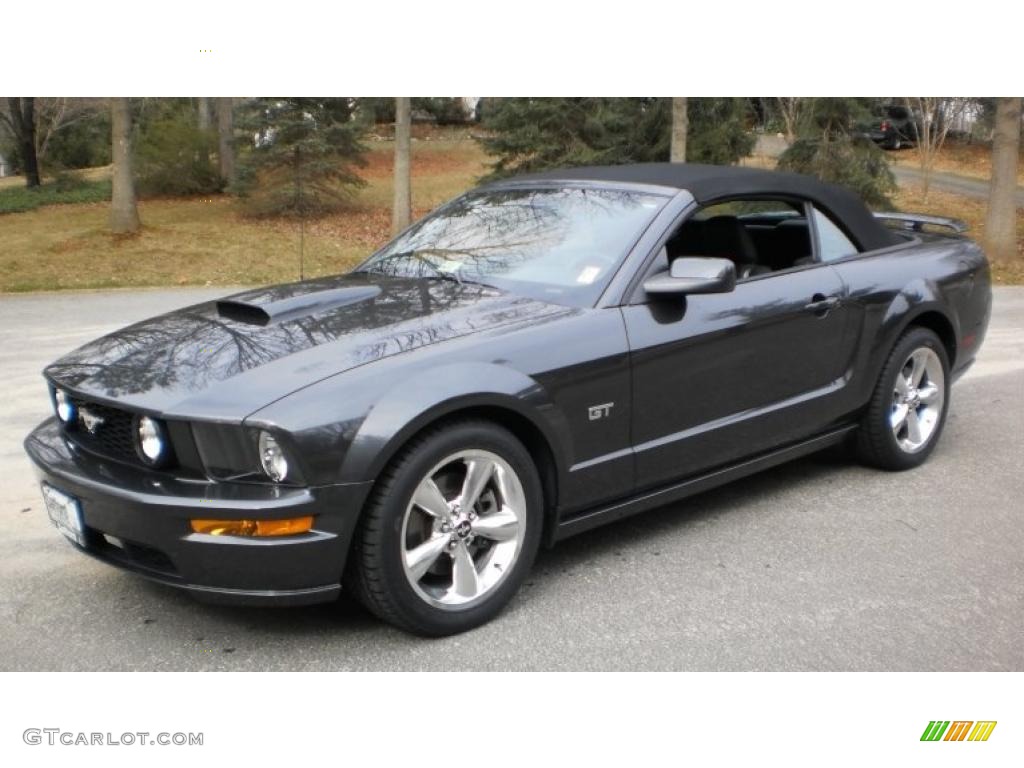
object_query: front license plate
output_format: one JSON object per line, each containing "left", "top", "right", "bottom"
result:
{"left": 41, "top": 483, "right": 85, "bottom": 546}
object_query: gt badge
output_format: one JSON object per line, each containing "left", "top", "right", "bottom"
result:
{"left": 588, "top": 402, "right": 614, "bottom": 421}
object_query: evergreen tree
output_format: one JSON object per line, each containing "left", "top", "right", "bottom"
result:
{"left": 776, "top": 98, "right": 896, "bottom": 208}
{"left": 234, "top": 98, "right": 367, "bottom": 217}
{"left": 134, "top": 98, "right": 220, "bottom": 197}
{"left": 477, "top": 98, "right": 754, "bottom": 179}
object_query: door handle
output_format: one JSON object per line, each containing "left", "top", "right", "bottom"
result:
{"left": 804, "top": 294, "right": 840, "bottom": 316}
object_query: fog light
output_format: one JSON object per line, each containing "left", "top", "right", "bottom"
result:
{"left": 258, "top": 431, "right": 289, "bottom": 482}
{"left": 54, "top": 389, "right": 76, "bottom": 424}
{"left": 190, "top": 516, "right": 313, "bottom": 537}
{"left": 136, "top": 416, "right": 167, "bottom": 464}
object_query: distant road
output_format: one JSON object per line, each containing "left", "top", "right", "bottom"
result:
{"left": 892, "top": 165, "right": 1024, "bottom": 205}
{"left": 752, "top": 134, "right": 1024, "bottom": 205}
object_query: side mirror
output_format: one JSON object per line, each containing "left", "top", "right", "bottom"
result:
{"left": 643, "top": 257, "right": 736, "bottom": 297}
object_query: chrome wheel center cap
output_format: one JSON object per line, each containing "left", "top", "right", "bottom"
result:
{"left": 454, "top": 519, "right": 473, "bottom": 538}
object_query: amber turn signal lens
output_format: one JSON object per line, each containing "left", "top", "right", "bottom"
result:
{"left": 190, "top": 516, "right": 313, "bottom": 537}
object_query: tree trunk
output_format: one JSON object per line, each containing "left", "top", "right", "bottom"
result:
{"left": 217, "top": 97, "right": 235, "bottom": 187}
{"left": 392, "top": 97, "right": 412, "bottom": 235}
{"left": 777, "top": 97, "right": 801, "bottom": 142}
{"left": 984, "top": 97, "right": 1022, "bottom": 262}
{"left": 196, "top": 97, "right": 212, "bottom": 166}
{"left": 670, "top": 97, "right": 688, "bottom": 163}
{"left": 197, "top": 97, "right": 211, "bottom": 131}
{"left": 109, "top": 98, "right": 140, "bottom": 234}
{"left": 6, "top": 98, "right": 41, "bottom": 187}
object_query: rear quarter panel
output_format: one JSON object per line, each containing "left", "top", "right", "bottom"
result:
{"left": 829, "top": 235, "right": 991, "bottom": 416}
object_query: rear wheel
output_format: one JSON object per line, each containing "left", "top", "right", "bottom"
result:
{"left": 346, "top": 420, "right": 543, "bottom": 636}
{"left": 857, "top": 327, "right": 950, "bottom": 470}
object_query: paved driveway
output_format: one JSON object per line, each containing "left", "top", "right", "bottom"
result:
{"left": 1, "top": 286, "right": 1022, "bottom": 671}
{"left": 892, "top": 165, "right": 1024, "bottom": 204}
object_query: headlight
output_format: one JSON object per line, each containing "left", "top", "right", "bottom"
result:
{"left": 258, "top": 431, "right": 289, "bottom": 483}
{"left": 135, "top": 416, "right": 169, "bottom": 465}
{"left": 54, "top": 389, "right": 76, "bottom": 424}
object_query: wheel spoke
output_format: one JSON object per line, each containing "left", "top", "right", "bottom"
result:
{"left": 405, "top": 534, "right": 451, "bottom": 582}
{"left": 905, "top": 408, "right": 923, "bottom": 444}
{"left": 413, "top": 477, "right": 450, "bottom": 520}
{"left": 894, "top": 374, "right": 909, "bottom": 398}
{"left": 460, "top": 458, "right": 495, "bottom": 511}
{"left": 473, "top": 507, "right": 519, "bottom": 542}
{"left": 918, "top": 383, "right": 941, "bottom": 405}
{"left": 890, "top": 403, "right": 909, "bottom": 432}
{"left": 450, "top": 541, "right": 480, "bottom": 598}
{"left": 910, "top": 351, "right": 928, "bottom": 387}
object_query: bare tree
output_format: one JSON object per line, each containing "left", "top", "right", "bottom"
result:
{"left": 109, "top": 98, "right": 140, "bottom": 234}
{"left": 35, "top": 98, "right": 104, "bottom": 160}
{"left": 775, "top": 97, "right": 805, "bottom": 142}
{"left": 0, "top": 98, "right": 41, "bottom": 186}
{"left": 983, "top": 97, "right": 1021, "bottom": 262}
{"left": 217, "top": 97, "right": 235, "bottom": 187}
{"left": 392, "top": 97, "right": 412, "bottom": 235}
{"left": 670, "top": 97, "right": 688, "bottom": 162}
{"left": 905, "top": 97, "right": 972, "bottom": 202}
{"left": 0, "top": 98, "right": 106, "bottom": 185}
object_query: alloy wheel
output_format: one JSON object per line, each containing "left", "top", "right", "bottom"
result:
{"left": 400, "top": 449, "right": 527, "bottom": 609}
{"left": 890, "top": 347, "right": 945, "bottom": 453}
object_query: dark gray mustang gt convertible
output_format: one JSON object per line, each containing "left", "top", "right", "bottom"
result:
{"left": 26, "top": 164, "right": 992, "bottom": 635}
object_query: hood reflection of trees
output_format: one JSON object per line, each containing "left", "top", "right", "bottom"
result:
{"left": 49, "top": 277, "right": 566, "bottom": 398}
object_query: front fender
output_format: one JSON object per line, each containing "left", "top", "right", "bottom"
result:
{"left": 337, "top": 361, "right": 570, "bottom": 485}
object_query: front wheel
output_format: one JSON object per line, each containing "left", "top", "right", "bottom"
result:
{"left": 857, "top": 327, "right": 950, "bottom": 470}
{"left": 346, "top": 420, "right": 543, "bottom": 636}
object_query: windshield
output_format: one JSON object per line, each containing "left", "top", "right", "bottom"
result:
{"left": 359, "top": 186, "right": 668, "bottom": 306}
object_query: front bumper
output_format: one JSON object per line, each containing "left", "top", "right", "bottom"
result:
{"left": 24, "top": 418, "right": 372, "bottom": 606}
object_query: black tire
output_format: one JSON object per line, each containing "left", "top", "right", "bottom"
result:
{"left": 856, "top": 327, "right": 950, "bottom": 471}
{"left": 345, "top": 419, "right": 543, "bottom": 636}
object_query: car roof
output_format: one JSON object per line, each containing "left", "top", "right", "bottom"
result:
{"left": 495, "top": 162, "right": 899, "bottom": 252}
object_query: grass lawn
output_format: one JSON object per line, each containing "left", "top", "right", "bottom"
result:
{"left": 0, "top": 132, "right": 489, "bottom": 292}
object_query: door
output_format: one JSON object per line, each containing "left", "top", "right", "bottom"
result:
{"left": 623, "top": 264, "right": 852, "bottom": 491}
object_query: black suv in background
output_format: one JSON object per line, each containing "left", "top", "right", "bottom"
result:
{"left": 860, "top": 104, "right": 920, "bottom": 150}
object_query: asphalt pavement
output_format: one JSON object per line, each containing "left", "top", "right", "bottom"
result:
{"left": 0, "top": 286, "right": 1021, "bottom": 671}
{"left": 892, "top": 164, "right": 1024, "bottom": 205}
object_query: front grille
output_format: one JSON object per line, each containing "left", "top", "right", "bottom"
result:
{"left": 66, "top": 396, "right": 175, "bottom": 469}
{"left": 70, "top": 398, "right": 137, "bottom": 462}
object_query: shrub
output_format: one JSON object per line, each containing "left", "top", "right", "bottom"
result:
{"left": 779, "top": 136, "right": 896, "bottom": 208}
{"left": 134, "top": 115, "right": 222, "bottom": 197}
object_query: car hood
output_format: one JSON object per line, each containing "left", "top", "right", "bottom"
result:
{"left": 44, "top": 273, "right": 571, "bottom": 420}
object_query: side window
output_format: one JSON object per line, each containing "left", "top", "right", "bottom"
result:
{"left": 812, "top": 207, "right": 859, "bottom": 262}
{"left": 661, "top": 198, "right": 813, "bottom": 280}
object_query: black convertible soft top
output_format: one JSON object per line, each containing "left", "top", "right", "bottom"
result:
{"left": 508, "top": 163, "right": 900, "bottom": 252}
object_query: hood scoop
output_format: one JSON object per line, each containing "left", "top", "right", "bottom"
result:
{"left": 217, "top": 285, "right": 381, "bottom": 326}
